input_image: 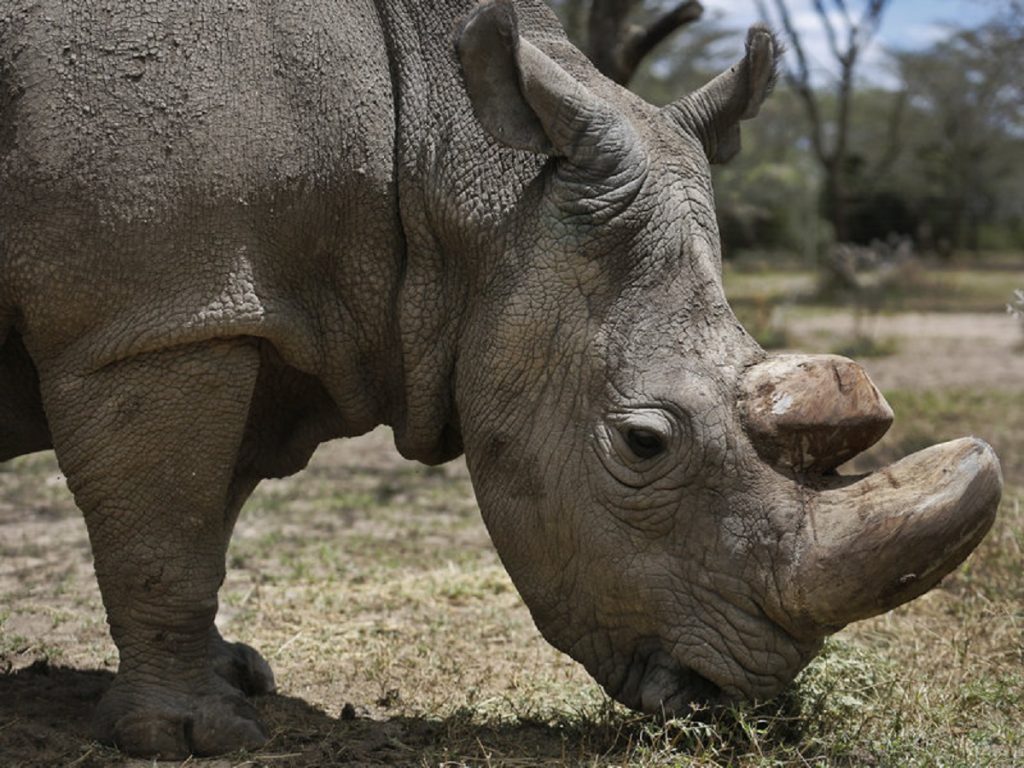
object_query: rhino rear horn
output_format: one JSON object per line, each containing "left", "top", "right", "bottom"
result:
{"left": 457, "top": 0, "right": 645, "bottom": 184}
{"left": 663, "top": 24, "right": 780, "bottom": 164}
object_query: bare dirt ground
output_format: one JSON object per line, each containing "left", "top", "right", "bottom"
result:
{"left": 785, "top": 310, "right": 1024, "bottom": 391}
{"left": 1, "top": 308, "right": 1022, "bottom": 767}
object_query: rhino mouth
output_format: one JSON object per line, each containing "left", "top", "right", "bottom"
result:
{"left": 607, "top": 646, "right": 726, "bottom": 716}
{"left": 638, "top": 660, "right": 724, "bottom": 716}
{"left": 608, "top": 438, "right": 1001, "bottom": 716}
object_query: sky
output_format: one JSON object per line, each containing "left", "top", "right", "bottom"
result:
{"left": 698, "top": 0, "right": 1001, "bottom": 84}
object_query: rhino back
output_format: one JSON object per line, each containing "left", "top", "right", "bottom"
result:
{"left": 0, "top": 0, "right": 400, "bottom": 381}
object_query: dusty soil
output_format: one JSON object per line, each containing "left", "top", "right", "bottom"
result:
{"left": 1, "top": 309, "right": 1021, "bottom": 767}
{"left": 785, "top": 310, "right": 1024, "bottom": 391}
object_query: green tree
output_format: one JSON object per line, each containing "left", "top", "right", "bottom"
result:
{"left": 754, "top": 0, "right": 896, "bottom": 244}
{"left": 894, "top": 20, "right": 1024, "bottom": 251}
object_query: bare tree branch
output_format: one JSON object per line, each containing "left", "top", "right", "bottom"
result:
{"left": 833, "top": 43, "right": 855, "bottom": 164}
{"left": 831, "top": 0, "right": 854, "bottom": 30}
{"left": 857, "top": 0, "right": 889, "bottom": 47}
{"left": 756, "top": 0, "right": 892, "bottom": 241}
{"left": 585, "top": 0, "right": 633, "bottom": 83}
{"left": 587, "top": 0, "right": 704, "bottom": 85}
{"left": 758, "top": 0, "right": 828, "bottom": 163}
{"left": 766, "top": 0, "right": 811, "bottom": 86}
{"left": 620, "top": 1, "right": 704, "bottom": 82}
{"left": 812, "top": 0, "right": 844, "bottom": 64}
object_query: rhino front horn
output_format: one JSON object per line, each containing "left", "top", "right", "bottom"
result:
{"left": 739, "top": 354, "right": 893, "bottom": 473}
{"left": 781, "top": 437, "right": 1002, "bottom": 633}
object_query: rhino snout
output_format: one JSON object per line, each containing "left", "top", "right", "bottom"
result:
{"left": 737, "top": 356, "right": 1001, "bottom": 636}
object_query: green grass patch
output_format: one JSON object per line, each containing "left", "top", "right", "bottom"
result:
{"left": 832, "top": 333, "right": 900, "bottom": 358}
{"left": 724, "top": 264, "right": 1023, "bottom": 314}
{"left": 732, "top": 299, "right": 793, "bottom": 350}
{"left": 847, "top": 266, "right": 1023, "bottom": 314}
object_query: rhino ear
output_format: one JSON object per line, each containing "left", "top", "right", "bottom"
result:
{"left": 663, "top": 25, "right": 780, "bottom": 164}
{"left": 457, "top": 0, "right": 554, "bottom": 155}
{"left": 457, "top": 0, "right": 637, "bottom": 175}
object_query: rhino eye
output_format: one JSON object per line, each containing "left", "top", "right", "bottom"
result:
{"left": 604, "top": 409, "right": 677, "bottom": 472}
{"left": 624, "top": 428, "right": 665, "bottom": 460}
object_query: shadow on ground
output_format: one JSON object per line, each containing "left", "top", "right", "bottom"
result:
{"left": 0, "top": 662, "right": 640, "bottom": 766}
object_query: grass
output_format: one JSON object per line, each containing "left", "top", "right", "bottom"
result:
{"left": 724, "top": 263, "right": 1023, "bottom": 315}
{"left": 732, "top": 296, "right": 793, "bottom": 350}
{"left": 831, "top": 334, "right": 899, "bottom": 358}
{"left": 2, "top": 413, "right": 1021, "bottom": 766}
{"left": 853, "top": 388, "right": 1024, "bottom": 484}
{"left": 726, "top": 261, "right": 1023, "bottom": 363}
{"left": 2, "top": 268, "right": 1023, "bottom": 764}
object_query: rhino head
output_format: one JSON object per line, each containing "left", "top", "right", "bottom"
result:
{"left": 451, "top": 2, "right": 1002, "bottom": 712}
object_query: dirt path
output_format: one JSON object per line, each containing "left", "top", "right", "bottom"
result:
{"left": 786, "top": 311, "right": 1023, "bottom": 391}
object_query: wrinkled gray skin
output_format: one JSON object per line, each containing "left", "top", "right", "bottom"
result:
{"left": 0, "top": 0, "right": 1002, "bottom": 758}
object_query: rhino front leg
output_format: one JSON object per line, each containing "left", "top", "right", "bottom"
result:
{"left": 39, "top": 338, "right": 270, "bottom": 758}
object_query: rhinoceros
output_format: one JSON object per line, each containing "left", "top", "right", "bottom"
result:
{"left": 0, "top": 0, "right": 1002, "bottom": 758}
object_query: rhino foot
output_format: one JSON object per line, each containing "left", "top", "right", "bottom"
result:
{"left": 210, "top": 629, "right": 277, "bottom": 696}
{"left": 95, "top": 678, "right": 268, "bottom": 759}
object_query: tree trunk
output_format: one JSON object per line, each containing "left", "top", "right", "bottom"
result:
{"left": 586, "top": 0, "right": 632, "bottom": 84}
{"left": 585, "top": 0, "right": 704, "bottom": 86}
{"left": 824, "top": 162, "right": 849, "bottom": 243}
